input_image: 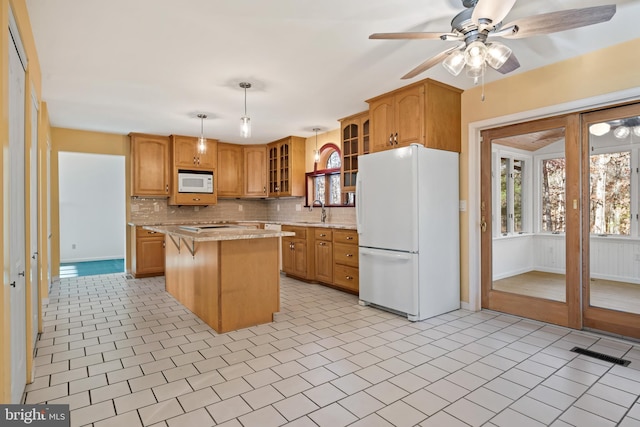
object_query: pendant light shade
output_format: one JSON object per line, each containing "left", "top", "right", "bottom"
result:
{"left": 197, "top": 113, "right": 207, "bottom": 153}
{"left": 313, "top": 128, "right": 321, "bottom": 163}
{"left": 240, "top": 82, "right": 251, "bottom": 138}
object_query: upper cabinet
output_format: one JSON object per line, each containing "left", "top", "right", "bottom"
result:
{"left": 171, "top": 134, "right": 217, "bottom": 170}
{"left": 367, "top": 78, "right": 461, "bottom": 153}
{"left": 217, "top": 142, "right": 244, "bottom": 198}
{"left": 130, "top": 133, "right": 170, "bottom": 197}
{"left": 243, "top": 145, "right": 268, "bottom": 198}
{"left": 339, "top": 111, "right": 369, "bottom": 193}
{"left": 168, "top": 135, "right": 217, "bottom": 205}
{"left": 267, "top": 136, "right": 305, "bottom": 198}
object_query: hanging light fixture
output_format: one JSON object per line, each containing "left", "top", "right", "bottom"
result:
{"left": 442, "top": 41, "right": 512, "bottom": 88}
{"left": 196, "top": 113, "right": 207, "bottom": 153}
{"left": 239, "top": 82, "right": 251, "bottom": 138}
{"left": 313, "top": 128, "right": 321, "bottom": 163}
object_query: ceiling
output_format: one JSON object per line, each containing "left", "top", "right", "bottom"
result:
{"left": 25, "top": 0, "right": 640, "bottom": 145}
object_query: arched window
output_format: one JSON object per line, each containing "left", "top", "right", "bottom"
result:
{"left": 307, "top": 144, "right": 351, "bottom": 206}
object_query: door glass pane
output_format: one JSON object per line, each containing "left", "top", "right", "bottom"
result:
{"left": 491, "top": 127, "right": 567, "bottom": 302}
{"left": 588, "top": 115, "right": 639, "bottom": 314}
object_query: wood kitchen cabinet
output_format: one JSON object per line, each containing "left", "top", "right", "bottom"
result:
{"left": 314, "top": 228, "right": 333, "bottom": 284}
{"left": 282, "top": 225, "right": 311, "bottom": 280}
{"left": 339, "top": 111, "right": 369, "bottom": 193}
{"left": 217, "top": 142, "right": 243, "bottom": 198}
{"left": 267, "top": 136, "right": 306, "bottom": 197}
{"left": 170, "top": 134, "right": 218, "bottom": 169}
{"left": 130, "top": 133, "right": 170, "bottom": 196}
{"left": 367, "top": 78, "right": 461, "bottom": 153}
{"left": 243, "top": 144, "right": 268, "bottom": 197}
{"left": 131, "top": 226, "right": 165, "bottom": 278}
{"left": 333, "top": 229, "right": 359, "bottom": 293}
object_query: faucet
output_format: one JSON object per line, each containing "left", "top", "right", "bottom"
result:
{"left": 311, "top": 199, "right": 327, "bottom": 223}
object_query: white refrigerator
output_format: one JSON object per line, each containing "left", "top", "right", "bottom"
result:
{"left": 356, "top": 144, "right": 460, "bottom": 321}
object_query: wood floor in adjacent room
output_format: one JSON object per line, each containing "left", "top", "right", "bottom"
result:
{"left": 493, "top": 271, "right": 640, "bottom": 315}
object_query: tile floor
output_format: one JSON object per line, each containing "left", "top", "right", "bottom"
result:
{"left": 27, "top": 273, "right": 640, "bottom": 427}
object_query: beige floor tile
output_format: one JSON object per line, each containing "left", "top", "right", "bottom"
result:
{"left": 138, "top": 398, "right": 184, "bottom": 426}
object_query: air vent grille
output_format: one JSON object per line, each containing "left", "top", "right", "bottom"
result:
{"left": 570, "top": 346, "right": 631, "bottom": 366}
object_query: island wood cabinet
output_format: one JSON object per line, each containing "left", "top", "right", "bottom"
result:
{"left": 243, "top": 145, "right": 268, "bottom": 197}
{"left": 130, "top": 133, "right": 170, "bottom": 196}
{"left": 314, "top": 228, "right": 333, "bottom": 283}
{"left": 168, "top": 135, "right": 217, "bottom": 205}
{"left": 333, "top": 229, "right": 359, "bottom": 293}
{"left": 217, "top": 142, "right": 243, "bottom": 198}
{"left": 282, "top": 225, "right": 312, "bottom": 280}
{"left": 367, "top": 78, "right": 462, "bottom": 153}
{"left": 131, "top": 226, "right": 165, "bottom": 278}
{"left": 339, "top": 111, "right": 370, "bottom": 193}
{"left": 268, "top": 136, "right": 306, "bottom": 197}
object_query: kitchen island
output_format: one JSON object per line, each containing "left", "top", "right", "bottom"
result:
{"left": 143, "top": 224, "right": 294, "bottom": 333}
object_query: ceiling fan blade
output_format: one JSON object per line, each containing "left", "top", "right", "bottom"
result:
{"left": 494, "top": 52, "right": 520, "bottom": 74}
{"left": 401, "top": 44, "right": 464, "bottom": 80}
{"left": 499, "top": 5, "right": 616, "bottom": 39}
{"left": 472, "top": 0, "right": 517, "bottom": 24}
{"left": 369, "top": 32, "right": 456, "bottom": 40}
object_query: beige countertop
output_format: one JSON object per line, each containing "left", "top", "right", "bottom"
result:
{"left": 142, "top": 224, "right": 295, "bottom": 242}
{"left": 129, "top": 220, "right": 357, "bottom": 230}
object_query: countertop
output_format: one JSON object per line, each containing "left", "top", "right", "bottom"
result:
{"left": 129, "top": 220, "right": 357, "bottom": 230}
{"left": 142, "top": 224, "right": 295, "bottom": 242}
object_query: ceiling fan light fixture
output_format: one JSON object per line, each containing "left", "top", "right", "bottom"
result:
{"left": 464, "top": 41, "right": 487, "bottom": 69}
{"left": 486, "top": 42, "right": 512, "bottom": 69}
{"left": 443, "top": 50, "right": 466, "bottom": 76}
{"left": 589, "top": 122, "right": 611, "bottom": 136}
{"left": 613, "top": 126, "right": 630, "bottom": 139}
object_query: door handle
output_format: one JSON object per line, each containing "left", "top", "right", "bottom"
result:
{"left": 32, "top": 252, "right": 38, "bottom": 259}
{"left": 18, "top": 271, "right": 25, "bottom": 277}
{"left": 394, "top": 133, "right": 398, "bottom": 144}
{"left": 389, "top": 134, "right": 393, "bottom": 146}
{"left": 10, "top": 282, "right": 16, "bottom": 288}
{"left": 481, "top": 216, "right": 487, "bottom": 233}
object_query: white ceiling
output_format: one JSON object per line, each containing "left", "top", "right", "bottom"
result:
{"left": 25, "top": 0, "right": 640, "bottom": 145}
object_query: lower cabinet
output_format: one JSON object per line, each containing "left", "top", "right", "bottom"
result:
{"left": 131, "top": 226, "right": 165, "bottom": 278}
{"left": 282, "top": 225, "right": 359, "bottom": 294}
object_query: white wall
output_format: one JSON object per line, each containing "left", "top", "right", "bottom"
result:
{"left": 58, "top": 152, "right": 125, "bottom": 262}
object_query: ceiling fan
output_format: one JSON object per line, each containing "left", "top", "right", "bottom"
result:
{"left": 370, "top": 0, "right": 617, "bottom": 81}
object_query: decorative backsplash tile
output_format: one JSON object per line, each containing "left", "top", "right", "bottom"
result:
{"left": 130, "top": 197, "right": 356, "bottom": 225}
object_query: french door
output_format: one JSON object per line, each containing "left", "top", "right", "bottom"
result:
{"left": 481, "top": 104, "right": 640, "bottom": 339}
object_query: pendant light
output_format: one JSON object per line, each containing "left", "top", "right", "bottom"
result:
{"left": 239, "top": 82, "right": 251, "bottom": 138}
{"left": 313, "top": 128, "right": 321, "bottom": 163}
{"left": 197, "top": 113, "right": 207, "bottom": 153}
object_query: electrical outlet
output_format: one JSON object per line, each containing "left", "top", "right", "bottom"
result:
{"left": 295, "top": 204, "right": 302, "bottom": 212}
{"left": 154, "top": 204, "right": 160, "bottom": 212}
{"left": 238, "top": 204, "right": 243, "bottom": 212}
{"left": 277, "top": 204, "right": 280, "bottom": 212}
{"left": 194, "top": 206, "right": 199, "bottom": 212}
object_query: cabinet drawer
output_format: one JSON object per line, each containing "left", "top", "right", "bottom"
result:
{"left": 282, "top": 225, "right": 307, "bottom": 239}
{"left": 314, "top": 228, "right": 332, "bottom": 241}
{"left": 334, "top": 243, "right": 358, "bottom": 267}
{"left": 333, "top": 229, "right": 358, "bottom": 245}
{"left": 136, "top": 227, "right": 163, "bottom": 238}
{"left": 333, "top": 264, "right": 359, "bottom": 292}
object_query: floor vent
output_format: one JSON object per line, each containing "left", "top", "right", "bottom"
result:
{"left": 570, "top": 346, "right": 631, "bottom": 366}
{"left": 125, "top": 274, "right": 134, "bottom": 280}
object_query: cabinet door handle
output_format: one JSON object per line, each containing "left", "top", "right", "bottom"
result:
{"left": 319, "top": 233, "right": 326, "bottom": 237}
{"left": 319, "top": 242, "right": 327, "bottom": 246}
{"left": 165, "top": 184, "right": 169, "bottom": 193}
{"left": 346, "top": 253, "right": 353, "bottom": 257}
{"left": 148, "top": 231, "right": 157, "bottom": 234}
{"left": 394, "top": 132, "right": 398, "bottom": 144}
{"left": 345, "top": 276, "right": 353, "bottom": 280}
{"left": 346, "top": 236, "right": 353, "bottom": 240}
{"left": 389, "top": 134, "right": 393, "bottom": 146}
{"left": 263, "top": 186, "right": 266, "bottom": 193}
{"left": 193, "top": 198, "right": 200, "bottom": 201}
{"left": 193, "top": 156, "right": 196, "bottom": 164}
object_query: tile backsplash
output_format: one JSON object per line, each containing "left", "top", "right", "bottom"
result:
{"left": 130, "top": 197, "right": 356, "bottom": 225}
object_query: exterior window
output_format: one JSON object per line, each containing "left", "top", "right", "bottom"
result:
{"left": 500, "top": 157, "right": 526, "bottom": 235}
{"left": 308, "top": 144, "right": 346, "bottom": 207}
{"left": 541, "top": 157, "right": 566, "bottom": 233}
{"left": 590, "top": 151, "right": 631, "bottom": 235}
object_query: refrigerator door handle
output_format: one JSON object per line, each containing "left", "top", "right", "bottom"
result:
{"left": 360, "top": 249, "right": 413, "bottom": 261}
{"left": 356, "top": 174, "right": 363, "bottom": 234}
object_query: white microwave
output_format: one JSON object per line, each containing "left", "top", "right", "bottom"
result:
{"left": 178, "top": 170, "right": 214, "bottom": 193}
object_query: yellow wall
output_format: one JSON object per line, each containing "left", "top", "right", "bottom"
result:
{"left": 305, "top": 128, "right": 340, "bottom": 173}
{"left": 1, "top": 0, "right": 45, "bottom": 403}
{"left": 458, "top": 38, "right": 640, "bottom": 304}
{"left": 50, "top": 128, "right": 131, "bottom": 276}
